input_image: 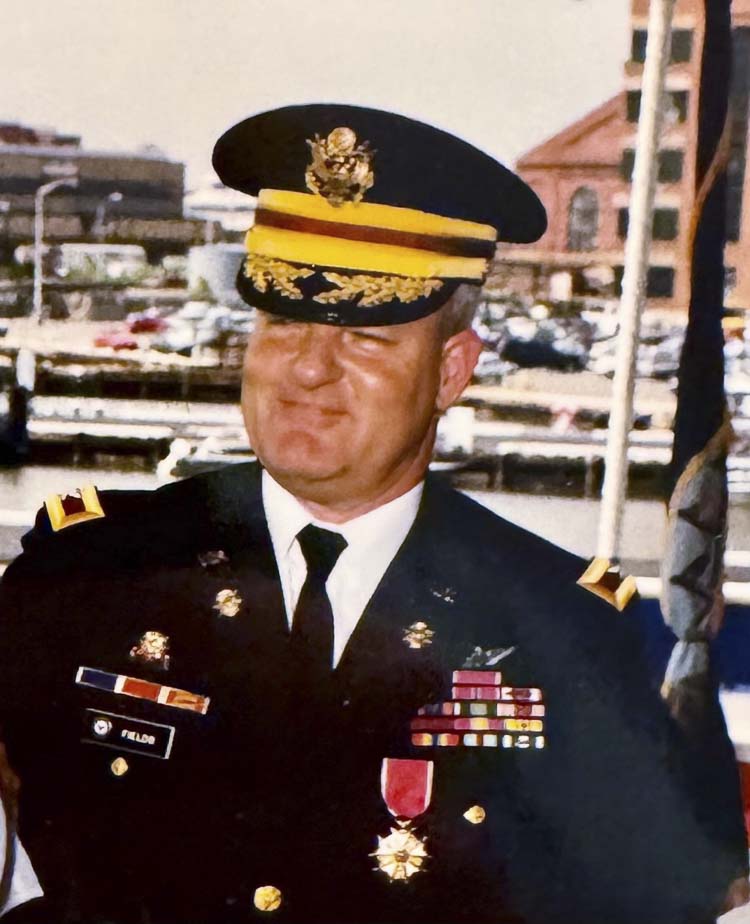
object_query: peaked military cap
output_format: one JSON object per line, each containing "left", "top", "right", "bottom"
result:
{"left": 213, "top": 104, "right": 547, "bottom": 325}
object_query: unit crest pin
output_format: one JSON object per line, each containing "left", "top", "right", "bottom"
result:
{"left": 214, "top": 588, "right": 242, "bottom": 618}
{"left": 130, "top": 630, "right": 171, "bottom": 669}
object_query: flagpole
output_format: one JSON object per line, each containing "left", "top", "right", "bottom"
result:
{"left": 596, "top": 0, "right": 676, "bottom": 562}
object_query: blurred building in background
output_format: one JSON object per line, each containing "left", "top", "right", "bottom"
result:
{"left": 0, "top": 123, "right": 211, "bottom": 263}
{"left": 498, "top": 0, "right": 750, "bottom": 313}
{"left": 184, "top": 173, "right": 255, "bottom": 237}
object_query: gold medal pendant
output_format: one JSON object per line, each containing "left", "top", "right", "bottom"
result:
{"left": 371, "top": 819, "right": 428, "bottom": 881}
{"left": 372, "top": 758, "right": 433, "bottom": 882}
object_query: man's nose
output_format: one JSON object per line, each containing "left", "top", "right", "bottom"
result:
{"left": 289, "top": 325, "right": 342, "bottom": 388}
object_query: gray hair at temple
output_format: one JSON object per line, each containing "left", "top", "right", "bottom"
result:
{"left": 438, "top": 283, "right": 482, "bottom": 341}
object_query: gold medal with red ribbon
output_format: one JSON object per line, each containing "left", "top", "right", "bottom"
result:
{"left": 371, "top": 758, "right": 433, "bottom": 881}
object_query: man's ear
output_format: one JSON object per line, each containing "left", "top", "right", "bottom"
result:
{"left": 436, "top": 328, "right": 483, "bottom": 413}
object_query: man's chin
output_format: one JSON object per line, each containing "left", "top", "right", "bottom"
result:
{"left": 257, "top": 446, "right": 347, "bottom": 495}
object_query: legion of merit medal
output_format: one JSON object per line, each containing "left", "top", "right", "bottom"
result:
{"left": 371, "top": 757, "right": 433, "bottom": 881}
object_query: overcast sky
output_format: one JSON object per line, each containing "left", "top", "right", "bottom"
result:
{"left": 1, "top": 0, "right": 630, "bottom": 187}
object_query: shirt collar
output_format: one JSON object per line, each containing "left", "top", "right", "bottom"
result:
{"left": 262, "top": 468, "right": 424, "bottom": 563}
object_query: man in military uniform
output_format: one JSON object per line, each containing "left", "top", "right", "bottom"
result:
{"left": 0, "top": 104, "right": 746, "bottom": 923}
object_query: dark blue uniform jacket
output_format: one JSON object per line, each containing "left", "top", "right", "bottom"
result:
{"left": 0, "top": 462, "right": 744, "bottom": 923}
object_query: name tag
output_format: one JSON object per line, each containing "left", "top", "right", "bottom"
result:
{"left": 82, "top": 709, "right": 175, "bottom": 760}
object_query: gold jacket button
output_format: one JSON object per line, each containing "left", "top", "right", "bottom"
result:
{"left": 463, "top": 804, "right": 486, "bottom": 824}
{"left": 253, "top": 885, "right": 282, "bottom": 912}
{"left": 110, "top": 757, "right": 129, "bottom": 777}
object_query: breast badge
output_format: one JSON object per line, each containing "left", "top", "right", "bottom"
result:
{"left": 129, "top": 631, "right": 170, "bottom": 670}
{"left": 213, "top": 588, "right": 242, "bottom": 618}
{"left": 198, "top": 549, "right": 230, "bottom": 569}
{"left": 402, "top": 621, "right": 434, "bottom": 650}
{"left": 411, "top": 670, "right": 546, "bottom": 749}
{"left": 429, "top": 585, "right": 457, "bottom": 604}
{"left": 371, "top": 758, "right": 432, "bottom": 882}
{"left": 462, "top": 645, "right": 516, "bottom": 668}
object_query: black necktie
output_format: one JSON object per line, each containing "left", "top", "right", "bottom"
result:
{"left": 290, "top": 524, "right": 347, "bottom": 676}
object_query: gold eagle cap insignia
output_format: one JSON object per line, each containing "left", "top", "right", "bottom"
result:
{"left": 305, "top": 126, "right": 375, "bottom": 205}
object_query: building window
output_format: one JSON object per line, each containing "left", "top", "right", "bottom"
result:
{"left": 614, "top": 265, "right": 624, "bottom": 296}
{"left": 726, "top": 28, "right": 750, "bottom": 242}
{"left": 617, "top": 208, "right": 679, "bottom": 241}
{"left": 725, "top": 267, "right": 737, "bottom": 299}
{"left": 620, "top": 149, "right": 636, "bottom": 181}
{"left": 726, "top": 151, "right": 745, "bottom": 242}
{"left": 620, "top": 148, "right": 683, "bottom": 182}
{"left": 653, "top": 208, "right": 679, "bottom": 240}
{"left": 671, "top": 30, "right": 693, "bottom": 63}
{"left": 665, "top": 91, "right": 689, "bottom": 123}
{"left": 659, "top": 149, "right": 684, "bottom": 182}
{"left": 631, "top": 29, "right": 648, "bottom": 63}
{"left": 627, "top": 91, "right": 641, "bottom": 122}
{"left": 647, "top": 266, "right": 675, "bottom": 298}
{"left": 627, "top": 91, "right": 688, "bottom": 123}
{"left": 617, "top": 208, "right": 629, "bottom": 239}
{"left": 631, "top": 28, "right": 693, "bottom": 64}
{"left": 567, "top": 187, "right": 599, "bottom": 251}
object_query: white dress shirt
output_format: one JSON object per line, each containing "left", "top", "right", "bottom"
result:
{"left": 262, "top": 469, "right": 423, "bottom": 667}
{"left": 0, "top": 822, "right": 43, "bottom": 917}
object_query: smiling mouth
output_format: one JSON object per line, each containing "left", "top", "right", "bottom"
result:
{"left": 278, "top": 399, "right": 347, "bottom": 418}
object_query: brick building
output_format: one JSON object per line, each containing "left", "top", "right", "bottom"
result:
{"left": 498, "top": 0, "right": 750, "bottom": 312}
{"left": 0, "top": 123, "right": 210, "bottom": 263}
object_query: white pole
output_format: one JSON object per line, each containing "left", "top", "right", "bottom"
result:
{"left": 31, "top": 177, "right": 78, "bottom": 324}
{"left": 32, "top": 188, "right": 45, "bottom": 324}
{"left": 597, "top": 0, "right": 676, "bottom": 562}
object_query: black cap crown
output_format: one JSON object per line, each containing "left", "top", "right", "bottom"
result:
{"left": 213, "top": 104, "right": 546, "bottom": 325}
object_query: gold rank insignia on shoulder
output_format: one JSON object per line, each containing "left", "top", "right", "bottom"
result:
{"left": 44, "top": 485, "right": 105, "bottom": 532}
{"left": 577, "top": 557, "right": 638, "bottom": 612}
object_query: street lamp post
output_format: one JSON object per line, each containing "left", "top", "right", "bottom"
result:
{"left": 94, "top": 191, "right": 123, "bottom": 242}
{"left": 32, "top": 175, "right": 78, "bottom": 323}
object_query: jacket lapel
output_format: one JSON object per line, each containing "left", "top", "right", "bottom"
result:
{"left": 333, "top": 477, "right": 467, "bottom": 743}
{"left": 200, "top": 463, "right": 289, "bottom": 690}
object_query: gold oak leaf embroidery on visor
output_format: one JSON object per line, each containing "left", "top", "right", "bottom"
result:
{"left": 244, "top": 254, "right": 443, "bottom": 307}
{"left": 244, "top": 254, "right": 314, "bottom": 300}
{"left": 314, "top": 272, "right": 443, "bottom": 307}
